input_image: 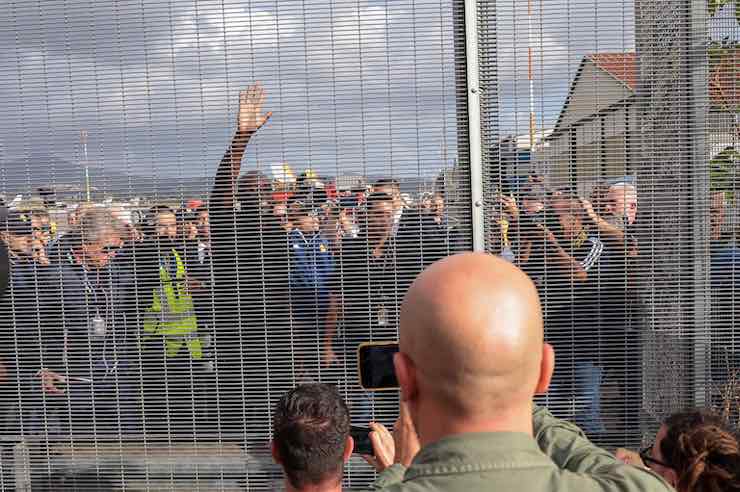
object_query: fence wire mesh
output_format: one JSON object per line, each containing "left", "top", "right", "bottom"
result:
{"left": 0, "top": 0, "right": 737, "bottom": 490}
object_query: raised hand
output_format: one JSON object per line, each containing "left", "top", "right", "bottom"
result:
{"left": 237, "top": 82, "right": 272, "bottom": 134}
{"left": 498, "top": 194, "right": 520, "bottom": 220}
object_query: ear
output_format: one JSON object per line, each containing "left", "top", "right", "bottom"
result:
{"left": 535, "top": 343, "right": 555, "bottom": 395}
{"left": 343, "top": 435, "right": 354, "bottom": 463}
{"left": 271, "top": 440, "right": 281, "bottom": 465}
{"left": 394, "top": 351, "right": 417, "bottom": 403}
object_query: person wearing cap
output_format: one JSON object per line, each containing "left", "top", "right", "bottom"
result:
{"left": 0, "top": 210, "right": 46, "bottom": 430}
{"left": 285, "top": 203, "right": 337, "bottom": 383}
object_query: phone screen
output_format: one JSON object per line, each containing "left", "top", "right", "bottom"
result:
{"left": 350, "top": 426, "right": 374, "bottom": 455}
{"left": 358, "top": 342, "right": 399, "bottom": 390}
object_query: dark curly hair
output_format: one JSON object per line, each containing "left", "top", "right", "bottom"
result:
{"left": 661, "top": 410, "right": 740, "bottom": 492}
{"left": 273, "top": 384, "right": 350, "bottom": 489}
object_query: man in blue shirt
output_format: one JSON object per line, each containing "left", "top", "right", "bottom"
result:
{"left": 287, "top": 203, "right": 337, "bottom": 383}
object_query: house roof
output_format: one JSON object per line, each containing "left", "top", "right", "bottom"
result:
{"left": 587, "top": 53, "right": 638, "bottom": 90}
{"left": 551, "top": 53, "right": 637, "bottom": 134}
{"left": 551, "top": 51, "right": 738, "bottom": 135}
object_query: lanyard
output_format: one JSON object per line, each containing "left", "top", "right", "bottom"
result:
{"left": 66, "top": 250, "right": 120, "bottom": 378}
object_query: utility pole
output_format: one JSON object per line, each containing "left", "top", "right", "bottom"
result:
{"left": 80, "top": 129, "right": 90, "bottom": 202}
{"left": 527, "top": 0, "right": 537, "bottom": 153}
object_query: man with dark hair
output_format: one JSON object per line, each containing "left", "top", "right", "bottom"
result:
{"left": 335, "top": 192, "right": 399, "bottom": 421}
{"left": 209, "top": 82, "right": 290, "bottom": 440}
{"left": 287, "top": 203, "right": 337, "bottom": 377}
{"left": 272, "top": 384, "right": 352, "bottom": 492}
{"left": 0, "top": 210, "right": 45, "bottom": 430}
{"left": 530, "top": 194, "right": 608, "bottom": 435}
{"left": 373, "top": 179, "right": 404, "bottom": 235}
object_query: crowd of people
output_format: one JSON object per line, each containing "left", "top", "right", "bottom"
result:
{"left": 0, "top": 83, "right": 460, "bottom": 439}
{"left": 268, "top": 254, "right": 739, "bottom": 492}
{"left": 0, "top": 83, "right": 737, "bottom": 490}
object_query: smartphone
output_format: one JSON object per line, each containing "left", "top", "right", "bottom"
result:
{"left": 350, "top": 425, "right": 374, "bottom": 455}
{"left": 339, "top": 196, "right": 359, "bottom": 209}
{"left": 357, "top": 341, "right": 399, "bottom": 391}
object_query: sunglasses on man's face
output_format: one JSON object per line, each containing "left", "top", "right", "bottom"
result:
{"left": 101, "top": 245, "right": 121, "bottom": 255}
{"left": 640, "top": 446, "right": 672, "bottom": 469}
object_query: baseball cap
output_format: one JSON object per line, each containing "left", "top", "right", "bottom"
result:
{"left": 2, "top": 210, "right": 34, "bottom": 236}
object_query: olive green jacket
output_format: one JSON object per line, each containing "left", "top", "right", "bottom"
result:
{"left": 369, "top": 406, "right": 671, "bottom": 492}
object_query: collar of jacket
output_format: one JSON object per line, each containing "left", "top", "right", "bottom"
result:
{"left": 404, "top": 431, "right": 554, "bottom": 481}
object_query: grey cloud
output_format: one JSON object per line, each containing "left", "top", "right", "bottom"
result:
{"left": 0, "top": 0, "right": 636, "bottom": 189}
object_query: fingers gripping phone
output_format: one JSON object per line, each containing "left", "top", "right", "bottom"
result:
{"left": 350, "top": 426, "right": 374, "bottom": 455}
{"left": 357, "top": 341, "right": 399, "bottom": 391}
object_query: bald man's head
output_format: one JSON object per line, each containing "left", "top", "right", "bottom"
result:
{"left": 397, "top": 253, "right": 547, "bottom": 420}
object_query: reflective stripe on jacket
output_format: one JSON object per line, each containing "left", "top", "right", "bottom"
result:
{"left": 143, "top": 248, "right": 202, "bottom": 360}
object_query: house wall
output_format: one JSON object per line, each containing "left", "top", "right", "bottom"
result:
{"left": 556, "top": 60, "right": 635, "bottom": 131}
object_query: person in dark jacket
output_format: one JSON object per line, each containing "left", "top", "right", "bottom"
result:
{"left": 287, "top": 203, "right": 337, "bottom": 383}
{"left": 20, "top": 208, "right": 140, "bottom": 435}
{"left": 208, "top": 82, "right": 291, "bottom": 441}
{"left": 0, "top": 211, "right": 47, "bottom": 433}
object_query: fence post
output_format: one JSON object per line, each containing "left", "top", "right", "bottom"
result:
{"left": 688, "top": 0, "right": 710, "bottom": 409}
{"left": 464, "top": 0, "right": 486, "bottom": 252}
{"left": 13, "top": 440, "right": 31, "bottom": 492}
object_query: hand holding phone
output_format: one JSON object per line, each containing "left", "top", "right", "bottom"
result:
{"left": 350, "top": 425, "right": 374, "bottom": 455}
{"left": 362, "top": 422, "right": 395, "bottom": 472}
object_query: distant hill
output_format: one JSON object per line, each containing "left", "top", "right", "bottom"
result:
{"left": 0, "top": 153, "right": 444, "bottom": 203}
{"left": 0, "top": 153, "right": 214, "bottom": 201}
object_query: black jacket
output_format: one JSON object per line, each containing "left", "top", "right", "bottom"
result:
{"left": 0, "top": 256, "right": 49, "bottom": 392}
{"left": 41, "top": 243, "right": 138, "bottom": 379}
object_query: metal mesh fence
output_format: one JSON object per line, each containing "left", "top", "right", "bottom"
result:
{"left": 0, "top": 0, "right": 737, "bottom": 490}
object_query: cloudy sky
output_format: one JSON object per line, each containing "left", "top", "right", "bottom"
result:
{"left": 0, "top": 0, "right": 640, "bottom": 188}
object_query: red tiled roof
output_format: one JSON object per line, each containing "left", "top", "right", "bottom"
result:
{"left": 587, "top": 51, "right": 739, "bottom": 109}
{"left": 587, "top": 53, "right": 638, "bottom": 90}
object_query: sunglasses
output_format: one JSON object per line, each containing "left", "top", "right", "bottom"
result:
{"left": 101, "top": 245, "right": 121, "bottom": 255}
{"left": 640, "top": 445, "right": 672, "bottom": 469}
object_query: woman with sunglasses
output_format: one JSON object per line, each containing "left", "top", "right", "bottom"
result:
{"left": 617, "top": 410, "right": 740, "bottom": 492}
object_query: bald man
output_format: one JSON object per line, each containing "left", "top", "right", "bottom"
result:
{"left": 364, "top": 253, "right": 670, "bottom": 491}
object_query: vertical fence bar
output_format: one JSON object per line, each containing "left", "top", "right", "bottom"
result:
{"left": 689, "top": 0, "right": 710, "bottom": 408}
{"left": 464, "top": 0, "right": 485, "bottom": 252}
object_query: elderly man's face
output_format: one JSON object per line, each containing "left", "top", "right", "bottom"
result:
{"left": 432, "top": 194, "right": 445, "bottom": 218}
{"left": 608, "top": 186, "right": 638, "bottom": 225}
{"left": 82, "top": 229, "right": 122, "bottom": 269}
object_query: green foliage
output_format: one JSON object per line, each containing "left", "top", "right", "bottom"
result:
{"left": 710, "top": 147, "right": 740, "bottom": 200}
{"left": 709, "top": 0, "right": 739, "bottom": 22}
